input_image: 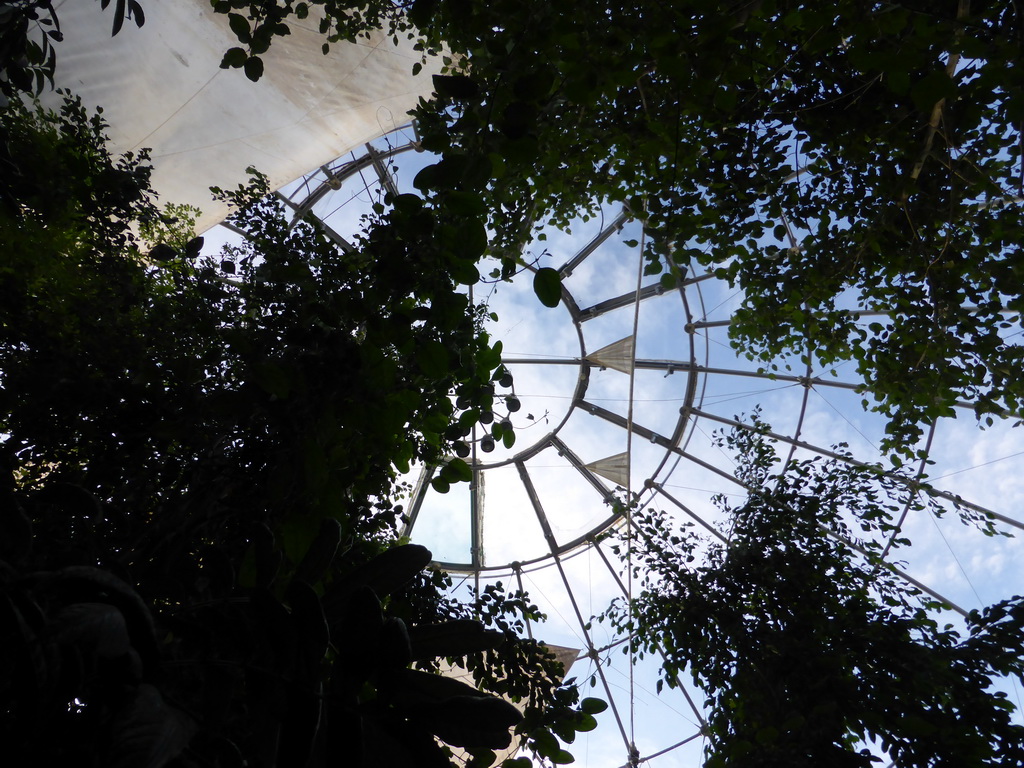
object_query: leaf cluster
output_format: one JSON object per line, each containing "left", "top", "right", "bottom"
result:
{"left": 604, "top": 423, "right": 1024, "bottom": 768}
{"left": 214, "top": 0, "right": 1024, "bottom": 451}
{"left": 0, "top": 91, "right": 590, "bottom": 766}
{"left": 214, "top": 0, "right": 409, "bottom": 82}
{"left": 0, "top": 1, "right": 62, "bottom": 101}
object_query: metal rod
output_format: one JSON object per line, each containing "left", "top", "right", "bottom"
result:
{"left": 559, "top": 208, "right": 631, "bottom": 277}
{"left": 579, "top": 283, "right": 670, "bottom": 321}
{"left": 689, "top": 408, "right": 1024, "bottom": 533}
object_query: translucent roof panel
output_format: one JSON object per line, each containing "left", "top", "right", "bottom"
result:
{"left": 47, "top": 0, "right": 440, "bottom": 232}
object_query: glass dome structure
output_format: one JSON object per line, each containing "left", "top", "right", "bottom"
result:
{"left": 212, "top": 126, "right": 1024, "bottom": 768}
{"left": 28, "top": 4, "right": 1024, "bottom": 766}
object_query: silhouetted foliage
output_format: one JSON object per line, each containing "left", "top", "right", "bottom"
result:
{"left": 604, "top": 421, "right": 1024, "bottom": 767}
{"left": 220, "top": 0, "right": 1024, "bottom": 451}
{"left": 0, "top": 93, "right": 589, "bottom": 768}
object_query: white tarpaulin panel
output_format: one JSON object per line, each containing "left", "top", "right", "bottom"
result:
{"left": 47, "top": 0, "right": 440, "bottom": 231}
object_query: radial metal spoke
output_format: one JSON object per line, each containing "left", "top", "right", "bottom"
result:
{"left": 549, "top": 434, "right": 619, "bottom": 502}
{"left": 577, "top": 400, "right": 678, "bottom": 451}
{"left": 365, "top": 142, "right": 401, "bottom": 200}
{"left": 592, "top": 538, "right": 630, "bottom": 596}
{"left": 551, "top": 548, "right": 634, "bottom": 754}
{"left": 498, "top": 356, "right": 872, "bottom": 403}
{"left": 470, "top": 465, "right": 484, "bottom": 570}
{"left": 401, "top": 464, "right": 435, "bottom": 536}
{"left": 517, "top": 462, "right": 634, "bottom": 752}
{"left": 682, "top": 272, "right": 716, "bottom": 287}
{"left": 776, "top": 356, "right": 814, "bottom": 481}
{"left": 593, "top": 538, "right": 709, "bottom": 728}
{"left": 269, "top": 193, "right": 358, "bottom": 251}
{"left": 594, "top": 357, "right": 869, "bottom": 395}
{"left": 687, "top": 305, "right": 1021, "bottom": 330}
{"left": 687, "top": 318, "right": 731, "bottom": 330}
{"left": 579, "top": 282, "right": 675, "bottom": 321}
{"left": 559, "top": 208, "right": 631, "bottom": 277}
{"left": 880, "top": 422, "right": 937, "bottom": 561}
{"left": 517, "top": 461, "right": 561, "bottom": 552}
{"left": 577, "top": 403, "right": 977, "bottom": 614}
{"left": 688, "top": 364, "right": 862, "bottom": 391}
{"left": 651, "top": 483, "right": 728, "bottom": 543}
{"left": 632, "top": 732, "right": 704, "bottom": 766}
{"left": 502, "top": 357, "right": 581, "bottom": 366}
{"left": 689, "top": 408, "right": 1024, "bottom": 532}
{"left": 631, "top": 358, "right": 698, "bottom": 373}
{"left": 661, "top": 443, "right": 972, "bottom": 614}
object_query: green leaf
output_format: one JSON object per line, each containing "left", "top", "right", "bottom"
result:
{"left": 418, "top": 340, "right": 450, "bottom": 379}
{"left": 255, "top": 362, "right": 290, "bottom": 399}
{"left": 249, "top": 35, "right": 271, "bottom": 55}
{"left": 107, "top": 685, "right": 196, "bottom": 768}
{"left": 488, "top": 153, "right": 506, "bottom": 179}
{"left": 243, "top": 55, "right": 264, "bottom": 82}
{"left": 502, "top": 134, "right": 538, "bottom": 164}
{"left": 513, "top": 70, "right": 554, "bottom": 101}
{"left": 414, "top": 163, "right": 440, "bottom": 191}
{"left": 221, "top": 47, "right": 247, "bottom": 69}
{"left": 227, "top": 13, "right": 251, "bottom": 44}
{"left": 579, "top": 697, "right": 608, "bottom": 715}
{"left": 409, "top": 0, "right": 438, "bottom": 29}
{"left": 432, "top": 74, "right": 479, "bottom": 100}
{"left": 533, "top": 267, "right": 562, "bottom": 308}
{"left": 445, "top": 190, "right": 485, "bottom": 218}
{"left": 910, "top": 70, "right": 955, "bottom": 113}
{"left": 445, "top": 457, "right": 473, "bottom": 483}
{"left": 532, "top": 729, "right": 559, "bottom": 758}
{"left": 451, "top": 258, "right": 481, "bottom": 285}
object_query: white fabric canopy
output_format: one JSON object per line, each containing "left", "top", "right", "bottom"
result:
{"left": 48, "top": 0, "right": 439, "bottom": 232}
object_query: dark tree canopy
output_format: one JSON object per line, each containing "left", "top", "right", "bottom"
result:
{"left": 0, "top": 93, "right": 593, "bottom": 767}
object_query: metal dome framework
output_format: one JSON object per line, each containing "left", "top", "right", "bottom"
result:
{"left": 33, "top": 2, "right": 1023, "bottom": 763}
{"left": 219, "top": 124, "right": 1024, "bottom": 768}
